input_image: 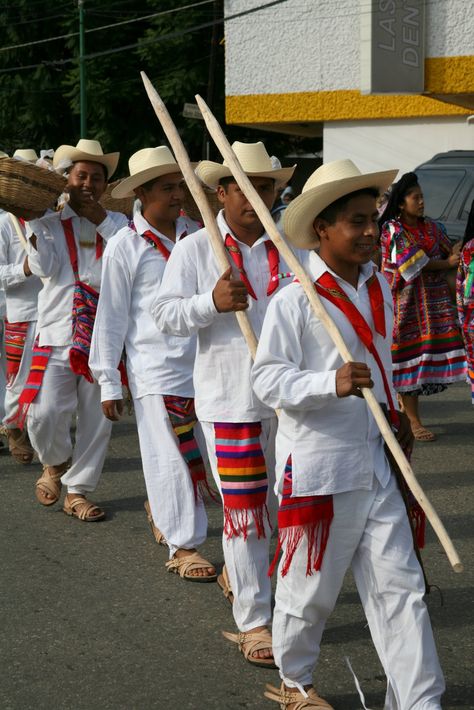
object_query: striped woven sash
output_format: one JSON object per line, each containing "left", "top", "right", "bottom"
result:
{"left": 163, "top": 395, "right": 215, "bottom": 502}
{"left": 4, "top": 320, "right": 29, "bottom": 384}
{"left": 214, "top": 421, "right": 270, "bottom": 540}
{"left": 12, "top": 337, "right": 52, "bottom": 428}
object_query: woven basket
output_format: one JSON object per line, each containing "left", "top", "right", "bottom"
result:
{"left": 0, "top": 157, "right": 66, "bottom": 213}
{"left": 99, "top": 180, "right": 134, "bottom": 217}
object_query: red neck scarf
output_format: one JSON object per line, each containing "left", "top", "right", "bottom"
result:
{"left": 314, "top": 270, "right": 398, "bottom": 427}
{"left": 224, "top": 234, "right": 280, "bottom": 300}
{"left": 130, "top": 221, "right": 185, "bottom": 261}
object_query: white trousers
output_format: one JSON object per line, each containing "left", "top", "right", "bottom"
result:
{"left": 27, "top": 349, "right": 112, "bottom": 494}
{"left": 134, "top": 394, "right": 208, "bottom": 557}
{"left": 3, "top": 320, "right": 36, "bottom": 426}
{"left": 200, "top": 418, "right": 278, "bottom": 632}
{"left": 273, "top": 474, "right": 445, "bottom": 710}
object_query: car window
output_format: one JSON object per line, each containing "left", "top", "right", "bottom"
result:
{"left": 415, "top": 169, "right": 465, "bottom": 219}
{"left": 461, "top": 189, "right": 474, "bottom": 222}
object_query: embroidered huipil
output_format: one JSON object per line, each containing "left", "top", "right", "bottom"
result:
{"left": 26, "top": 204, "right": 127, "bottom": 347}
{"left": 89, "top": 212, "right": 200, "bottom": 401}
{"left": 456, "top": 237, "right": 474, "bottom": 404}
{"left": 251, "top": 251, "right": 394, "bottom": 497}
{"left": 151, "top": 210, "right": 309, "bottom": 422}
{"left": 0, "top": 213, "right": 41, "bottom": 322}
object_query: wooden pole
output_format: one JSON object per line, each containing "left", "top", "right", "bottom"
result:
{"left": 140, "top": 71, "right": 258, "bottom": 358}
{"left": 194, "top": 93, "right": 463, "bottom": 574}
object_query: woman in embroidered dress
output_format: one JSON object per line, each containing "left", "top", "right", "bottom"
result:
{"left": 379, "top": 172, "right": 466, "bottom": 441}
{"left": 456, "top": 200, "right": 474, "bottom": 405}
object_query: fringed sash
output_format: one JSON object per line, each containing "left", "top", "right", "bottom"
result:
{"left": 271, "top": 269, "right": 425, "bottom": 576}
{"left": 13, "top": 338, "right": 52, "bottom": 428}
{"left": 63, "top": 217, "right": 99, "bottom": 382}
{"left": 214, "top": 421, "right": 270, "bottom": 540}
{"left": 268, "top": 457, "right": 333, "bottom": 578}
{"left": 4, "top": 320, "right": 29, "bottom": 384}
{"left": 163, "top": 395, "right": 216, "bottom": 503}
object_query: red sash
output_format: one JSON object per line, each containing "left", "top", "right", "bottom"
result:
{"left": 224, "top": 234, "right": 280, "bottom": 300}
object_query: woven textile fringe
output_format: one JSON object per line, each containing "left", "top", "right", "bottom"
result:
{"left": 268, "top": 458, "right": 334, "bottom": 578}
{"left": 4, "top": 320, "right": 29, "bottom": 384}
{"left": 214, "top": 421, "right": 269, "bottom": 541}
{"left": 163, "top": 395, "right": 217, "bottom": 503}
{"left": 9, "top": 338, "right": 52, "bottom": 429}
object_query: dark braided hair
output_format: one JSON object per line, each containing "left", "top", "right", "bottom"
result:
{"left": 462, "top": 199, "right": 474, "bottom": 248}
{"left": 378, "top": 172, "right": 419, "bottom": 227}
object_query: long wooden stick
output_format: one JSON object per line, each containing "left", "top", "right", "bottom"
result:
{"left": 140, "top": 72, "right": 258, "bottom": 359}
{"left": 194, "top": 93, "right": 463, "bottom": 573}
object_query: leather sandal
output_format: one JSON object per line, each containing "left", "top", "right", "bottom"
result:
{"left": 217, "top": 564, "right": 234, "bottom": 605}
{"left": 63, "top": 496, "right": 106, "bottom": 522}
{"left": 35, "top": 463, "right": 68, "bottom": 506}
{"left": 165, "top": 551, "right": 217, "bottom": 583}
{"left": 222, "top": 628, "right": 276, "bottom": 669}
{"left": 144, "top": 500, "right": 167, "bottom": 546}
{"left": 411, "top": 425, "right": 436, "bottom": 442}
{"left": 8, "top": 428, "right": 34, "bottom": 464}
{"left": 264, "top": 682, "right": 334, "bottom": 709}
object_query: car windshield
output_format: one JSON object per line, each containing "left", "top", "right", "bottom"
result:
{"left": 415, "top": 169, "right": 465, "bottom": 220}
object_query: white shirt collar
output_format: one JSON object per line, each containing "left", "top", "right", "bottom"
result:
{"left": 133, "top": 211, "right": 187, "bottom": 244}
{"left": 308, "top": 251, "right": 376, "bottom": 290}
{"left": 217, "top": 209, "right": 270, "bottom": 248}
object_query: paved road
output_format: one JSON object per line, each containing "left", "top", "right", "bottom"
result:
{"left": 1, "top": 383, "right": 473, "bottom": 709}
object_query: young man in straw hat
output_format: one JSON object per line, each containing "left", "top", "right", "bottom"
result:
{"left": 151, "top": 141, "right": 307, "bottom": 666}
{"left": 252, "top": 160, "right": 445, "bottom": 708}
{"left": 21, "top": 139, "right": 128, "bottom": 522}
{"left": 89, "top": 146, "right": 216, "bottom": 579}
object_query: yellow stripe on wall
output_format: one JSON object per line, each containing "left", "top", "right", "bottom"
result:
{"left": 226, "top": 56, "right": 473, "bottom": 124}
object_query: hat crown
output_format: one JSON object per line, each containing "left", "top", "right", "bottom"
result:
{"left": 13, "top": 149, "right": 38, "bottom": 162}
{"left": 74, "top": 139, "right": 106, "bottom": 157}
{"left": 223, "top": 141, "right": 273, "bottom": 173}
{"left": 128, "top": 146, "right": 177, "bottom": 177}
{"left": 303, "top": 159, "right": 363, "bottom": 193}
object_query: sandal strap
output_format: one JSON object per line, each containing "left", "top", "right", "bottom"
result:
{"left": 218, "top": 565, "right": 233, "bottom": 601}
{"left": 66, "top": 497, "right": 103, "bottom": 521}
{"left": 8, "top": 430, "right": 34, "bottom": 456}
{"left": 264, "top": 683, "right": 334, "bottom": 709}
{"left": 165, "top": 551, "right": 214, "bottom": 578}
{"left": 36, "top": 467, "right": 63, "bottom": 498}
{"left": 144, "top": 500, "right": 167, "bottom": 545}
{"left": 222, "top": 629, "right": 273, "bottom": 661}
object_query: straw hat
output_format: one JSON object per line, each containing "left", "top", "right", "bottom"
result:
{"left": 53, "top": 139, "right": 119, "bottom": 179}
{"left": 13, "top": 149, "right": 38, "bottom": 162}
{"left": 283, "top": 159, "right": 398, "bottom": 249}
{"left": 111, "top": 146, "right": 180, "bottom": 199}
{"left": 195, "top": 141, "right": 295, "bottom": 189}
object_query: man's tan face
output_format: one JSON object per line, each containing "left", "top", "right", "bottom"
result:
{"left": 67, "top": 161, "right": 107, "bottom": 205}
{"left": 217, "top": 177, "right": 276, "bottom": 231}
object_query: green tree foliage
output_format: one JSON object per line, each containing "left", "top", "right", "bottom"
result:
{"left": 0, "top": 0, "right": 319, "bottom": 176}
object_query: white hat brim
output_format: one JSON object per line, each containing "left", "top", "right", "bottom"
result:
{"left": 53, "top": 145, "right": 119, "bottom": 179}
{"left": 195, "top": 161, "right": 295, "bottom": 189}
{"left": 283, "top": 169, "right": 398, "bottom": 249}
{"left": 111, "top": 164, "right": 181, "bottom": 198}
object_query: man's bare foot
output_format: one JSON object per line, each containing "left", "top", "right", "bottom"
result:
{"left": 174, "top": 548, "right": 216, "bottom": 578}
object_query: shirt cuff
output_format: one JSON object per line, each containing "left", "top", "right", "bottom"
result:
{"left": 96, "top": 214, "right": 119, "bottom": 240}
{"left": 197, "top": 290, "right": 219, "bottom": 319}
{"left": 100, "top": 382, "right": 124, "bottom": 402}
{"left": 311, "top": 369, "right": 337, "bottom": 397}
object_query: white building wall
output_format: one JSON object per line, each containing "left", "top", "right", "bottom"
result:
{"left": 324, "top": 117, "right": 474, "bottom": 175}
{"left": 225, "top": 0, "right": 473, "bottom": 96}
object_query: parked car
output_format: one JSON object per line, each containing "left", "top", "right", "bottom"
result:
{"left": 414, "top": 150, "right": 474, "bottom": 242}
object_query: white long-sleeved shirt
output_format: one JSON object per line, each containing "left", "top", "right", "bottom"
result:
{"left": 251, "top": 251, "right": 395, "bottom": 497}
{"left": 27, "top": 203, "right": 127, "bottom": 347}
{"left": 89, "top": 212, "right": 200, "bottom": 402}
{"left": 0, "top": 213, "right": 41, "bottom": 322}
{"left": 151, "top": 210, "right": 310, "bottom": 422}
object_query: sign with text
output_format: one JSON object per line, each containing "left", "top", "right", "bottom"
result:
{"left": 182, "top": 102, "right": 203, "bottom": 120}
{"left": 360, "top": 0, "right": 425, "bottom": 94}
